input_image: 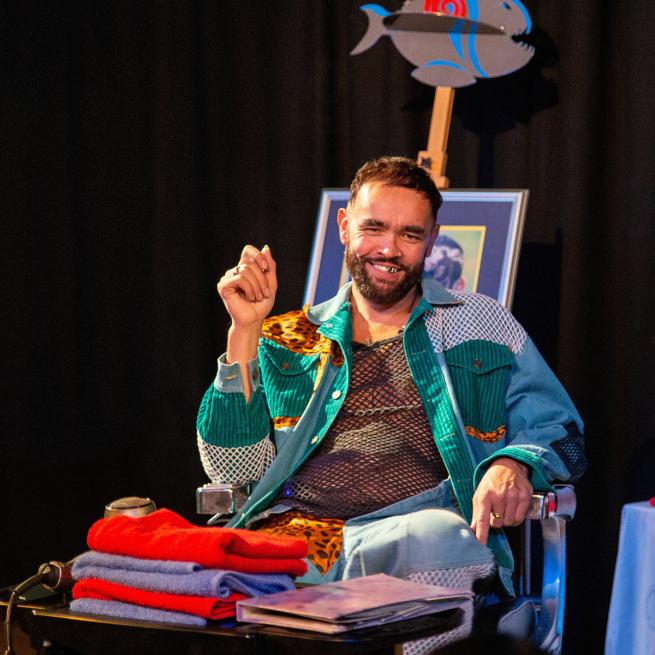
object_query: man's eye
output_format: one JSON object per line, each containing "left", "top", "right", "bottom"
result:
{"left": 403, "top": 233, "right": 422, "bottom": 241}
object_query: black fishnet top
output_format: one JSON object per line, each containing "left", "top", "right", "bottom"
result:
{"left": 275, "top": 334, "right": 448, "bottom": 519}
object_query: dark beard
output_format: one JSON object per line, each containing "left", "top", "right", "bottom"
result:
{"left": 346, "top": 248, "right": 422, "bottom": 307}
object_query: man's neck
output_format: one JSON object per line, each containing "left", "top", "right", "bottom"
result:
{"left": 350, "top": 285, "right": 419, "bottom": 345}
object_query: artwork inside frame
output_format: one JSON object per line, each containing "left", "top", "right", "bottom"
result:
{"left": 303, "top": 188, "right": 529, "bottom": 309}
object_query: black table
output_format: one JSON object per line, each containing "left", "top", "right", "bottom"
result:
{"left": 4, "top": 590, "right": 463, "bottom": 655}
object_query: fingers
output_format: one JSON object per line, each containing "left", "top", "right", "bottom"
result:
{"left": 237, "top": 246, "right": 271, "bottom": 300}
{"left": 471, "top": 495, "right": 491, "bottom": 546}
{"left": 226, "top": 266, "right": 259, "bottom": 302}
{"left": 489, "top": 510, "right": 504, "bottom": 531}
{"left": 219, "top": 245, "right": 275, "bottom": 303}
{"left": 236, "top": 262, "right": 269, "bottom": 302}
{"left": 500, "top": 494, "right": 520, "bottom": 526}
{"left": 472, "top": 502, "right": 509, "bottom": 546}
{"left": 471, "top": 459, "right": 535, "bottom": 545}
{"left": 241, "top": 244, "right": 270, "bottom": 274}
{"left": 472, "top": 514, "right": 490, "bottom": 546}
{"left": 475, "top": 496, "right": 528, "bottom": 537}
{"left": 498, "top": 476, "right": 533, "bottom": 527}
{"left": 261, "top": 245, "right": 278, "bottom": 292}
{"left": 515, "top": 493, "right": 532, "bottom": 525}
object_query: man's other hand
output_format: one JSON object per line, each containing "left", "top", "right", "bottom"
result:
{"left": 470, "top": 457, "right": 533, "bottom": 546}
{"left": 218, "top": 245, "right": 277, "bottom": 328}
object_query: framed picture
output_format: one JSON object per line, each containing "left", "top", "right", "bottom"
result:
{"left": 303, "top": 189, "right": 528, "bottom": 309}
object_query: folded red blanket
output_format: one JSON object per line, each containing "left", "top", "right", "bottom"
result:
{"left": 87, "top": 508, "right": 308, "bottom": 576}
{"left": 73, "top": 578, "right": 246, "bottom": 620}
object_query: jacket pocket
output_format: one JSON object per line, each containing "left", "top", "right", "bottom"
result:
{"left": 259, "top": 341, "right": 319, "bottom": 422}
{"left": 444, "top": 340, "right": 512, "bottom": 442}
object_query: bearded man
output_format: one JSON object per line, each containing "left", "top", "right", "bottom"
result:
{"left": 196, "top": 157, "right": 585, "bottom": 637}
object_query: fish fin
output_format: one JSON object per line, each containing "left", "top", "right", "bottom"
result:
{"left": 412, "top": 62, "right": 476, "bottom": 88}
{"left": 351, "top": 5, "right": 390, "bottom": 55}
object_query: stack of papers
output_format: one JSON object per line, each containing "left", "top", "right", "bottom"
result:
{"left": 237, "top": 573, "right": 472, "bottom": 634}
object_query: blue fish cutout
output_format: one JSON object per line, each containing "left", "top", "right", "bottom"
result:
{"left": 352, "top": 0, "right": 534, "bottom": 88}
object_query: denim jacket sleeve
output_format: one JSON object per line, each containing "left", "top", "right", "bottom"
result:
{"left": 473, "top": 336, "right": 586, "bottom": 491}
{"left": 195, "top": 354, "right": 275, "bottom": 484}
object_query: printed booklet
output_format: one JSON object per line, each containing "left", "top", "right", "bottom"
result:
{"left": 236, "top": 573, "right": 472, "bottom": 634}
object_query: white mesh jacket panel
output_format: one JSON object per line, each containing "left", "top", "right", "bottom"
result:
{"left": 403, "top": 562, "right": 495, "bottom": 655}
{"left": 424, "top": 293, "right": 527, "bottom": 354}
{"left": 197, "top": 432, "right": 276, "bottom": 484}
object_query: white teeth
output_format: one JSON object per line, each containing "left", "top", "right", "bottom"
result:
{"left": 372, "top": 264, "right": 400, "bottom": 273}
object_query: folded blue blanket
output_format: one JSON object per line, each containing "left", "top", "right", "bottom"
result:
{"left": 70, "top": 598, "right": 207, "bottom": 626}
{"left": 73, "top": 551, "right": 201, "bottom": 574}
{"left": 72, "top": 551, "right": 296, "bottom": 598}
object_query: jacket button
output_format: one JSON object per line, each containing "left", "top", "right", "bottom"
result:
{"left": 310, "top": 436, "right": 318, "bottom": 445}
{"left": 473, "top": 359, "right": 483, "bottom": 369}
{"left": 282, "top": 361, "right": 290, "bottom": 370}
{"left": 325, "top": 323, "right": 333, "bottom": 328}
{"left": 331, "top": 390, "right": 341, "bottom": 399}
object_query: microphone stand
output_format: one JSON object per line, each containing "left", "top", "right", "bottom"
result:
{"left": 3, "top": 496, "right": 155, "bottom": 654}
{"left": 3, "top": 567, "right": 63, "bottom": 655}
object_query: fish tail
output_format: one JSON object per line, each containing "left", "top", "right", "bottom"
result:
{"left": 351, "top": 5, "right": 389, "bottom": 55}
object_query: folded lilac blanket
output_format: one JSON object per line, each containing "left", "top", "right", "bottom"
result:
{"left": 72, "top": 551, "right": 296, "bottom": 598}
{"left": 70, "top": 598, "right": 207, "bottom": 626}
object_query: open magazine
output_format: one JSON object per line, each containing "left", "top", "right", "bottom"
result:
{"left": 236, "top": 573, "right": 472, "bottom": 634}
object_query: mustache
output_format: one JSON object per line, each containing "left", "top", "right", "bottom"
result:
{"left": 362, "top": 256, "right": 407, "bottom": 271}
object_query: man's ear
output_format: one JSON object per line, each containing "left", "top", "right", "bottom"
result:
{"left": 336, "top": 207, "right": 349, "bottom": 246}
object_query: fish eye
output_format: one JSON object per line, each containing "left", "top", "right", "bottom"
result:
{"left": 502, "top": 2, "right": 511, "bottom": 8}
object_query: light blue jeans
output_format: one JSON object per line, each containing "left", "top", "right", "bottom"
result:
{"left": 292, "top": 483, "right": 495, "bottom": 585}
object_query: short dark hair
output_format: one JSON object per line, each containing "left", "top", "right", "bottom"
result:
{"left": 349, "top": 156, "right": 443, "bottom": 218}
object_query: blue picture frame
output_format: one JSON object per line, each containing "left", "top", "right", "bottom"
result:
{"left": 303, "top": 189, "right": 528, "bottom": 309}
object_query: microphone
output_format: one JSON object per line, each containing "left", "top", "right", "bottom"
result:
{"left": 37, "top": 560, "right": 75, "bottom": 593}
{"left": 3, "top": 496, "right": 156, "bottom": 655}
{"left": 104, "top": 496, "right": 157, "bottom": 519}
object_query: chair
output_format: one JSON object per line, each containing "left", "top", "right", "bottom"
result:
{"left": 489, "top": 484, "right": 577, "bottom": 655}
{"left": 197, "top": 482, "right": 577, "bottom": 655}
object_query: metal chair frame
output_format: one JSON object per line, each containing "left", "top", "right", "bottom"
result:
{"left": 515, "top": 484, "right": 576, "bottom": 655}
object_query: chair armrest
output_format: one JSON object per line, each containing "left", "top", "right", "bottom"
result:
{"left": 526, "top": 484, "right": 577, "bottom": 521}
{"left": 526, "top": 484, "right": 577, "bottom": 655}
{"left": 196, "top": 482, "right": 253, "bottom": 525}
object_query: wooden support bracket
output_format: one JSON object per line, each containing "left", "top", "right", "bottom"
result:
{"left": 418, "top": 86, "right": 455, "bottom": 189}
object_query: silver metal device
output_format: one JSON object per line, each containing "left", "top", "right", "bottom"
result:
{"left": 196, "top": 482, "right": 253, "bottom": 524}
{"left": 525, "top": 486, "right": 576, "bottom": 521}
{"left": 104, "top": 496, "right": 156, "bottom": 518}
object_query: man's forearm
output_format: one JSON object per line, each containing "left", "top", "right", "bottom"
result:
{"left": 226, "top": 323, "right": 262, "bottom": 402}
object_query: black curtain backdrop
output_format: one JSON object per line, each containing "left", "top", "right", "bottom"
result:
{"left": 3, "top": 2, "right": 655, "bottom": 653}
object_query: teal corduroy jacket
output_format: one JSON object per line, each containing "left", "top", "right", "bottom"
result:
{"left": 196, "top": 279, "right": 585, "bottom": 593}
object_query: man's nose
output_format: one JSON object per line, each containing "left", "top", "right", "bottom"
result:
{"left": 378, "top": 234, "right": 401, "bottom": 258}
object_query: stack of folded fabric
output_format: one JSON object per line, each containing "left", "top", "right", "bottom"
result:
{"left": 70, "top": 508, "right": 308, "bottom": 626}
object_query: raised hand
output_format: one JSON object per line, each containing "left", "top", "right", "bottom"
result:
{"left": 217, "top": 245, "right": 277, "bottom": 329}
{"left": 217, "top": 245, "right": 277, "bottom": 401}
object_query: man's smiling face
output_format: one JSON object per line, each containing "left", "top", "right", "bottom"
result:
{"left": 337, "top": 181, "right": 437, "bottom": 308}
